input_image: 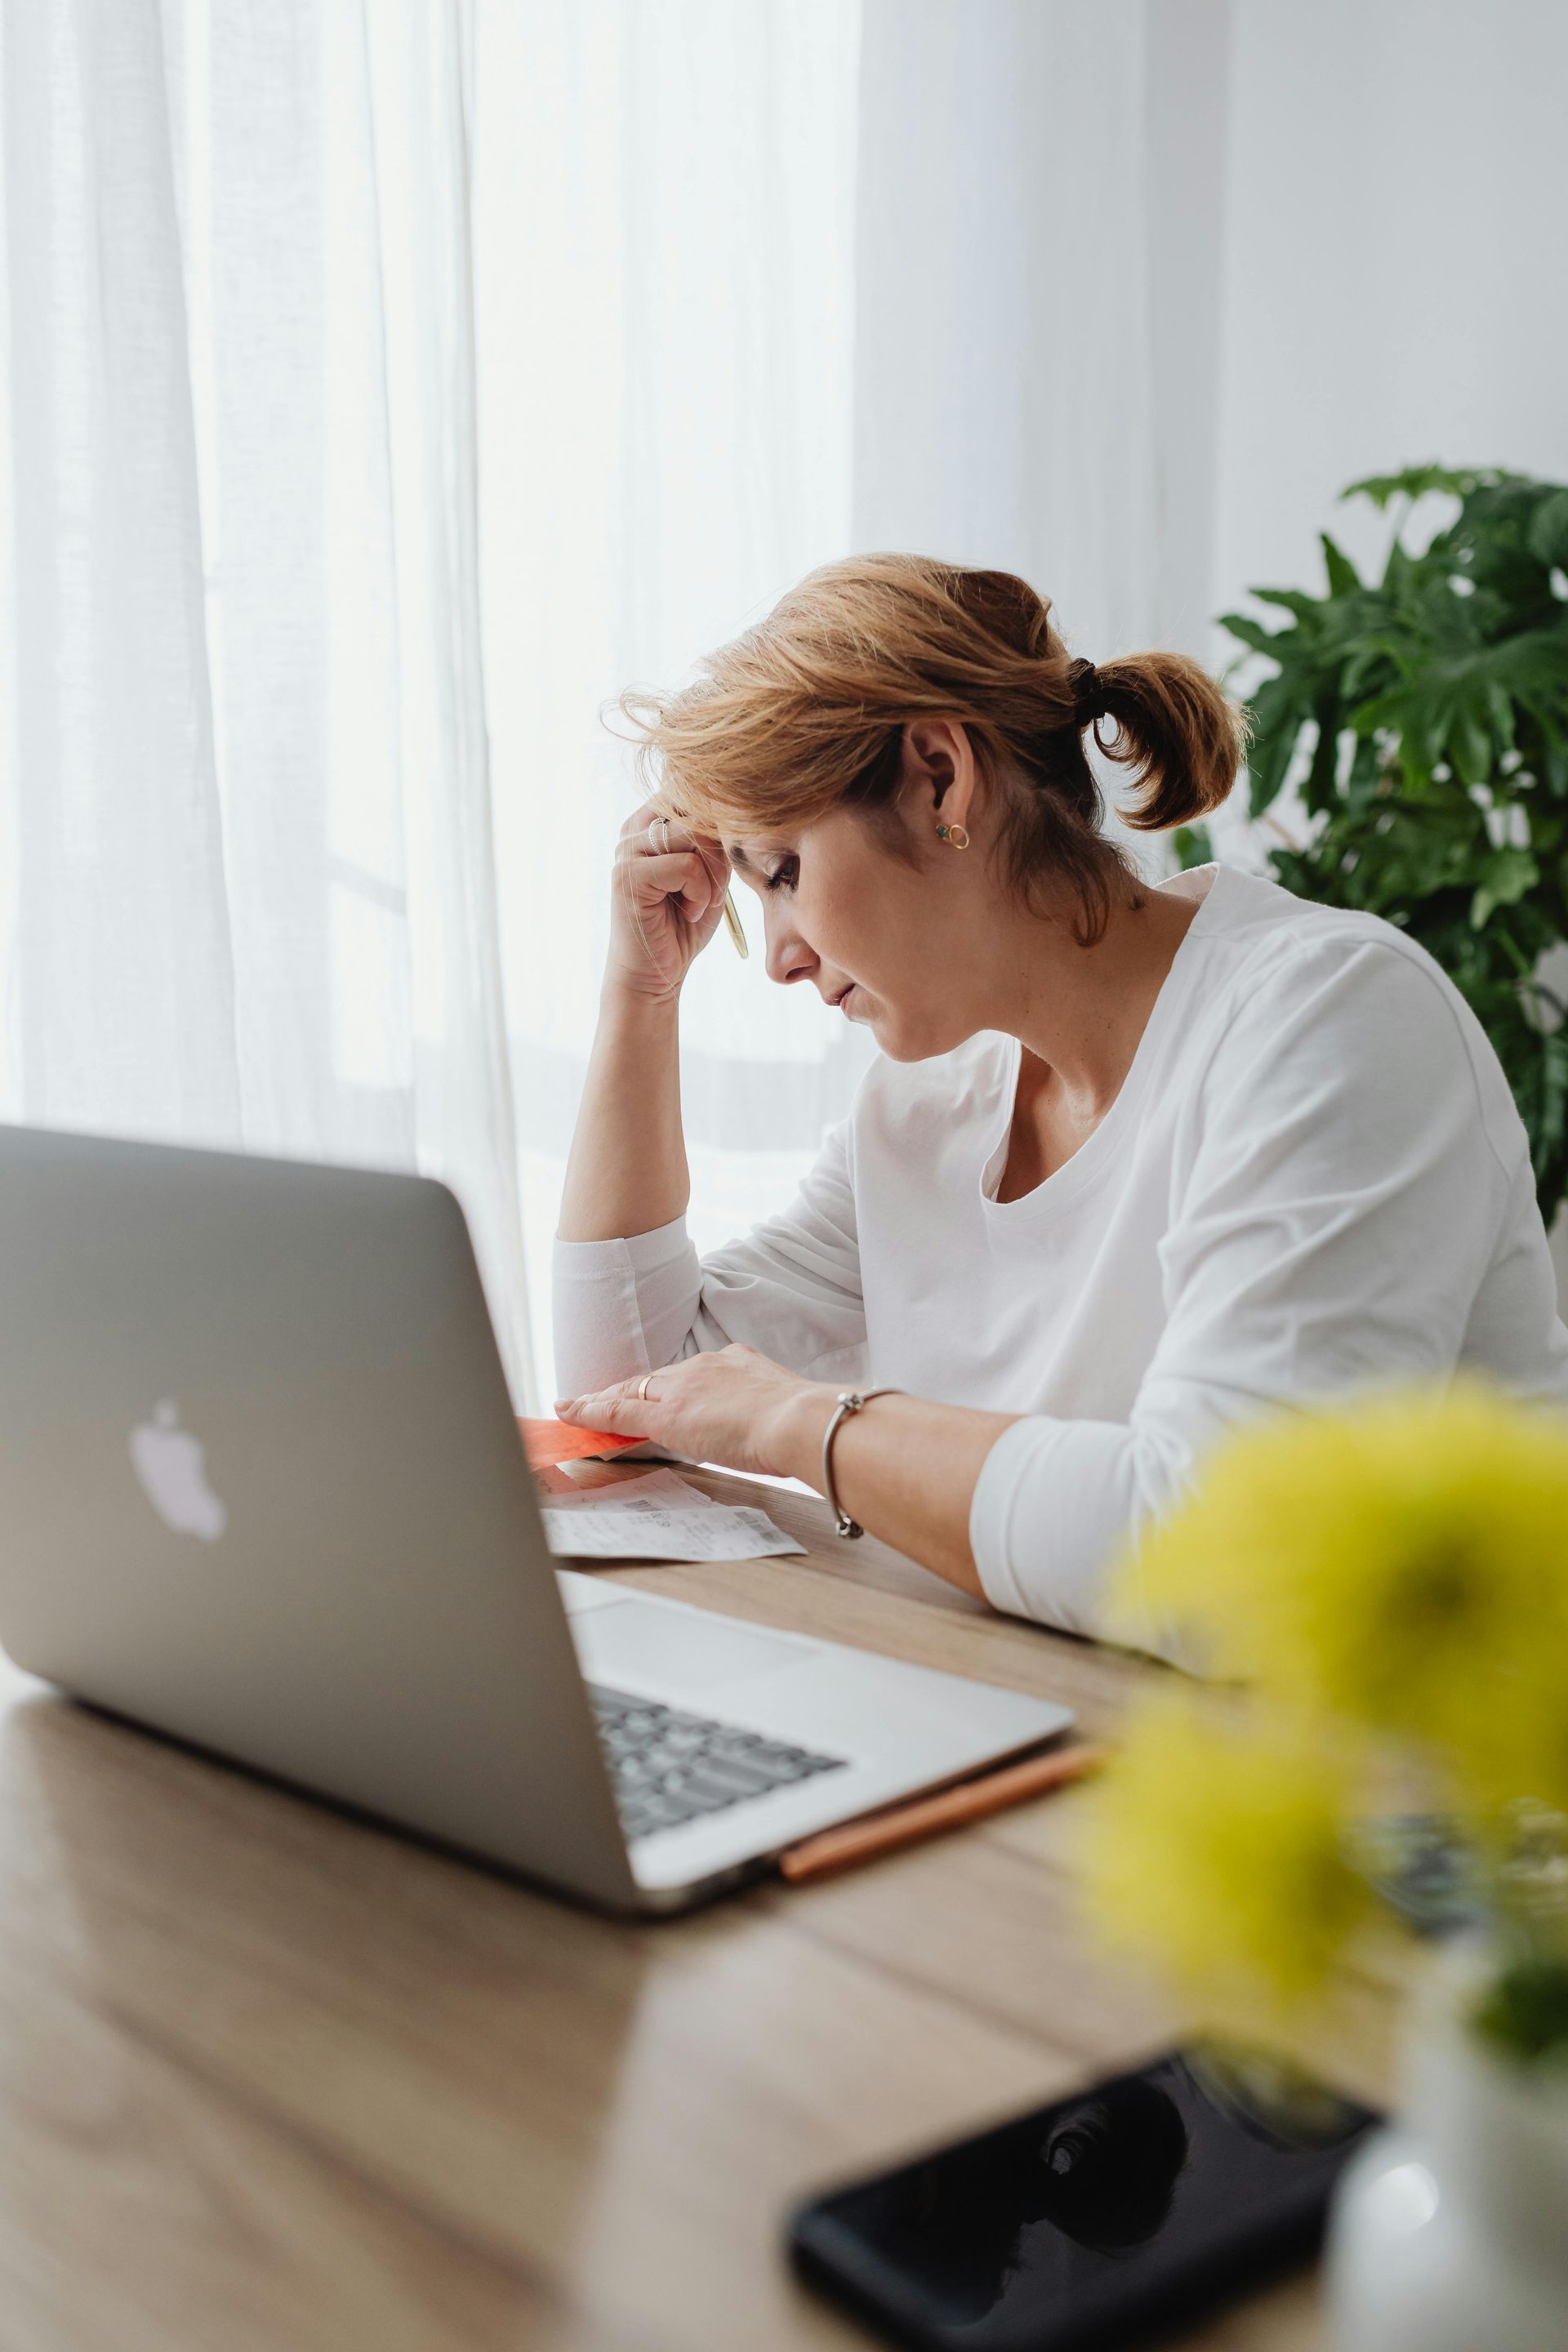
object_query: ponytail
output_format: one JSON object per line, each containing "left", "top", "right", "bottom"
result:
{"left": 1089, "top": 650, "right": 1246, "bottom": 833}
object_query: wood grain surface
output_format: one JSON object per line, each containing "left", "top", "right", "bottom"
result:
{"left": 0, "top": 1458, "right": 1393, "bottom": 2350}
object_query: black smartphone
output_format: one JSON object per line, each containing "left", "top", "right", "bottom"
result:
{"left": 788, "top": 2042, "right": 1380, "bottom": 2352}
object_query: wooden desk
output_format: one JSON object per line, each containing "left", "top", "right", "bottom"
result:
{"left": 0, "top": 1463, "right": 1391, "bottom": 2351}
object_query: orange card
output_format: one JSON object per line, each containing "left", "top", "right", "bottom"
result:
{"left": 518, "top": 1416, "right": 642, "bottom": 1470}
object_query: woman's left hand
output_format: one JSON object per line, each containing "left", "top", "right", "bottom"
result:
{"left": 554, "top": 1345, "right": 828, "bottom": 1481}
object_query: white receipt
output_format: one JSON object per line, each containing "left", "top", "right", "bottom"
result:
{"left": 541, "top": 1468, "right": 805, "bottom": 1562}
{"left": 542, "top": 1469, "right": 711, "bottom": 1513}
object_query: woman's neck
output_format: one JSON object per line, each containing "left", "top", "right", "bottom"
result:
{"left": 996, "top": 877, "right": 1207, "bottom": 1118}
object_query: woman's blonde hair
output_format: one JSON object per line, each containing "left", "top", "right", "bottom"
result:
{"left": 615, "top": 554, "right": 1245, "bottom": 945}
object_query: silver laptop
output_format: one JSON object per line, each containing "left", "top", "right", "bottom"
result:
{"left": 0, "top": 1126, "right": 1072, "bottom": 1913}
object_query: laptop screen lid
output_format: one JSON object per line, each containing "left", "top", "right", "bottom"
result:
{"left": 0, "top": 1125, "right": 636, "bottom": 1910}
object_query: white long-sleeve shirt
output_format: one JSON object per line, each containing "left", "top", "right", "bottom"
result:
{"left": 553, "top": 864, "right": 1568, "bottom": 1648}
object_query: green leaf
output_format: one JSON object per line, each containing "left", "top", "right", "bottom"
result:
{"left": 1490, "top": 621, "right": 1568, "bottom": 707}
{"left": 1245, "top": 670, "right": 1312, "bottom": 817}
{"left": 1218, "top": 611, "right": 1288, "bottom": 661}
{"left": 1345, "top": 464, "right": 1486, "bottom": 510}
{"left": 1250, "top": 587, "right": 1322, "bottom": 622}
{"left": 1470, "top": 845, "right": 1539, "bottom": 930}
{"left": 1343, "top": 733, "right": 1383, "bottom": 816}
{"left": 1303, "top": 703, "right": 1342, "bottom": 814}
{"left": 1340, "top": 637, "right": 1401, "bottom": 702}
{"left": 1320, "top": 533, "right": 1361, "bottom": 595}
{"left": 1380, "top": 534, "right": 1419, "bottom": 598}
{"left": 1526, "top": 488, "right": 1568, "bottom": 571}
{"left": 1452, "top": 709, "right": 1494, "bottom": 786}
{"left": 1171, "top": 823, "right": 1214, "bottom": 872}
{"left": 1346, "top": 685, "right": 1415, "bottom": 746}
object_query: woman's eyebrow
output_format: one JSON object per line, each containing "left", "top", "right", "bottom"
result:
{"left": 725, "top": 844, "right": 754, "bottom": 875}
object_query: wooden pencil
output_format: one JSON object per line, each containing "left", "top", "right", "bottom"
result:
{"left": 777, "top": 1741, "right": 1106, "bottom": 1885}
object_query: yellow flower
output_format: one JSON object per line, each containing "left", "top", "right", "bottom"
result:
{"left": 1115, "top": 1383, "right": 1568, "bottom": 1811}
{"left": 1080, "top": 1690, "right": 1372, "bottom": 2023}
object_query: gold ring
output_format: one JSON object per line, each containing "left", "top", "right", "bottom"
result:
{"left": 636, "top": 1373, "right": 654, "bottom": 1403}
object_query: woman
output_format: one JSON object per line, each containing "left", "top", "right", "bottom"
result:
{"left": 552, "top": 557, "right": 1568, "bottom": 1659}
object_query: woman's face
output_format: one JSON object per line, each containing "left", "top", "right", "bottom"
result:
{"left": 723, "top": 723, "right": 1004, "bottom": 1062}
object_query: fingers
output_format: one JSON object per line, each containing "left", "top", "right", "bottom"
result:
{"left": 620, "top": 808, "right": 729, "bottom": 883}
{"left": 617, "top": 852, "right": 718, "bottom": 926}
{"left": 555, "top": 1385, "right": 649, "bottom": 1432}
{"left": 682, "top": 829, "right": 732, "bottom": 889}
{"left": 614, "top": 844, "right": 723, "bottom": 929}
{"left": 618, "top": 806, "right": 714, "bottom": 852}
{"left": 616, "top": 848, "right": 713, "bottom": 889}
{"left": 613, "top": 809, "right": 732, "bottom": 932}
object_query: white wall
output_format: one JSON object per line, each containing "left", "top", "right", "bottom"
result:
{"left": 853, "top": 0, "right": 1163, "bottom": 657}
{"left": 853, "top": 0, "right": 1568, "bottom": 653}
{"left": 1212, "top": 0, "right": 1568, "bottom": 627}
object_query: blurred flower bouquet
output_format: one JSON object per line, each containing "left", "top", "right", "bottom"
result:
{"left": 1083, "top": 1383, "right": 1568, "bottom": 2350}
{"left": 1086, "top": 1383, "right": 1568, "bottom": 2048}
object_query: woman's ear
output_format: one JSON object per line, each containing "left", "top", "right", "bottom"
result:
{"left": 902, "top": 717, "right": 977, "bottom": 833}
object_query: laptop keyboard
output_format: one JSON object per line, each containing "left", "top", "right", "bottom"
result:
{"left": 588, "top": 1684, "right": 847, "bottom": 1842}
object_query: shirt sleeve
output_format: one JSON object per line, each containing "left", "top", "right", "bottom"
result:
{"left": 551, "top": 1113, "right": 868, "bottom": 1398}
{"left": 968, "top": 938, "right": 1521, "bottom": 1664}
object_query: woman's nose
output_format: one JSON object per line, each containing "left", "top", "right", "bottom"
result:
{"left": 763, "top": 906, "right": 817, "bottom": 987}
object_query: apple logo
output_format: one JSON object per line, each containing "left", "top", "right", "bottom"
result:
{"left": 128, "top": 1400, "right": 228, "bottom": 1541}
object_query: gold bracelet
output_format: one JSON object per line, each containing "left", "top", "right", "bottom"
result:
{"left": 821, "top": 1388, "right": 902, "bottom": 1538}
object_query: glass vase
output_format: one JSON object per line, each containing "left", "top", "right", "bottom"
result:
{"left": 1325, "top": 1941, "right": 1568, "bottom": 2350}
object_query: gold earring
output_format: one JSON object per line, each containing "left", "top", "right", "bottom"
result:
{"left": 935, "top": 822, "right": 970, "bottom": 849}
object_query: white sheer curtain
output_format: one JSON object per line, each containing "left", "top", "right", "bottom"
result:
{"left": 471, "top": 1, "right": 871, "bottom": 1405}
{"left": 1, "top": 0, "right": 535, "bottom": 1397}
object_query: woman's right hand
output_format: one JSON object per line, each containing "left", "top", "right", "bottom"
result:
{"left": 604, "top": 806, "right": 732, "bottom": 1003}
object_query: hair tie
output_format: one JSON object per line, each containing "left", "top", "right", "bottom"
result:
{"left": 1067, "top": 657, "right": 1106, "bottom": 729}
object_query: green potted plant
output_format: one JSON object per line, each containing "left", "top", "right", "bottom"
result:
{"left": 1187, "top": 467, "right": 1568, "bottom": 1224}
